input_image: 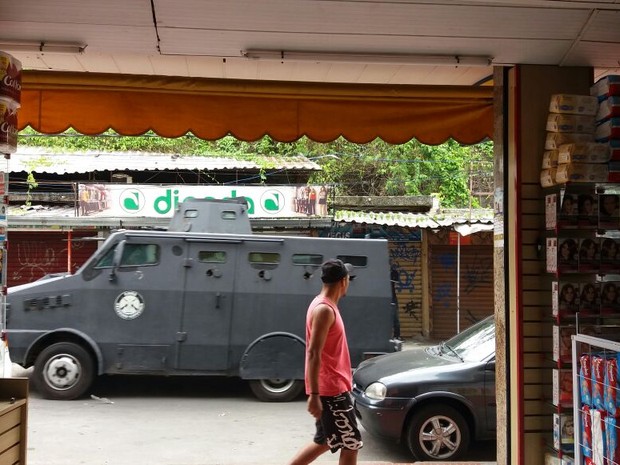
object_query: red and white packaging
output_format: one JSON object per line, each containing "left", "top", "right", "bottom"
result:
{"left": 583, "top": 405, "right": 593, "bottom": 458}
{"left": 0, "top": 96, "right": 18, "bottom": 154}
{"left": 597, "top": 96, "right": 620, "bottom": 122}
{"left": 605, "top": 356, "right": 619, "bottom": 414}
{"left": 0, "top": 51, "right": 21, "bottom": 104}
{"left": 593, "top": 355, "right": 606, "bottom": 409}
{"left": 581, "top": 354, "right": 593, "bottom": 406}
{"left": 591, "top": 75, "right": 620, "bottom": 100}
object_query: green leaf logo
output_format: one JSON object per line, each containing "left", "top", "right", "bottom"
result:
{"left": 120, "top": 189, "right": 145, "bottom": 214}
{"left": 123, "top": 192, "right": 140, "bottom": 211}
{"left": 260, "top": 190, "right": 285, "bottom": 214}
{"left": 264, "top": 193, "right": 280, "bottom": 211}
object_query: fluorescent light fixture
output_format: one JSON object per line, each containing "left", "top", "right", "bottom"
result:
{"left": 242, "top": 49, "right": 492, "bottom": 67}
{"left": 0, "top": 40, "right": 87, "bottom": 54}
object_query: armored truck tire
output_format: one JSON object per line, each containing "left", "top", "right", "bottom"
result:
{"left": 33, "top": 342, "right": 96, "bottom": 400}
{"left": 249, "top": 378, "right": 304, "bottom": 402}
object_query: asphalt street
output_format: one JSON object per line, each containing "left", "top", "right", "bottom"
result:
{"left": 14, "top": 366, "right": 495, "bottom": 465}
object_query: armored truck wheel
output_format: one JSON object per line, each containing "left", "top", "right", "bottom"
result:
{"left": 249, "top": 378, "right": 304, "bottom": 402}
{"left": 33, "top": 342, "right": 95, "bottom": 400}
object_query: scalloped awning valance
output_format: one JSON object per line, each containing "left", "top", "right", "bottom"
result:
{"left": 19, "top": 71, "right": 493, "bottom": 145}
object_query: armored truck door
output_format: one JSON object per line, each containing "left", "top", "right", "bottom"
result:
{"left": 177, "top": 239, "right": 237, "bottom": 371}
{"left": 88, "top": 236, "right": 185, "bottom": 373}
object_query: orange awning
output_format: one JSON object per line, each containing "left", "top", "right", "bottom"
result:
{"left": 19, "top": 71, "right": 493, "bottom": 145}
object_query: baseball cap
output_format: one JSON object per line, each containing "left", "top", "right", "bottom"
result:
{"left": 321, "top": 259, "right": 356, "bottom": 283}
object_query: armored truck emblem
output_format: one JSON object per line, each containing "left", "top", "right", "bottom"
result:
{"left": 114, "top": 291, "right": 145, "bottom": 320}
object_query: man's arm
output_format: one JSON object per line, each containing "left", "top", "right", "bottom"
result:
{"left": 306, "top": 304, "right": 335, "bottom": 418}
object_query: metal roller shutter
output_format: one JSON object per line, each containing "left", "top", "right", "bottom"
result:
{"left": 389, "top": 241, "right": 423, "bottom": 338}
{"left": 430, "top": 244, "right": 494, "bottom": 340}
{"left": 7, "top": 230, "right": 99, "bottom": 287}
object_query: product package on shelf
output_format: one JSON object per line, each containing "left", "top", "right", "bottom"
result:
{"left": 574, "top": 335, "right": 620, "bottom": 465}
{"left": 599, "top": 194, "right": 620, "bottom": 230}
{"left": 554, "top": 412, "right": 575, "bottom": 453}
{"left": 558, "top": 142, "right": 611, "bottom": 164}
{"left": 600, "top": 281, "right": 620, "bottom": 313}
{"left": 550, "top": 94, "right": 599, "bottom": 116}
{"left": 578, "top": 192, "right": 599, "bottom": 228}
{"left": 547, "top": 113, "right": 597, "bottom": 134}
{"left": 546, "top": 132, "right": 596, "bottom": 151}
{"left": 544, "top": 452, "right": 576, "bottom": 465}
{"left": 611, "top": 140, "right": 620, "bottom": 161}
{"left": 546, "top": 191, "right": 580, "bottom": 230}
{"left": 556, "top": 163, "right": 609, "bottom": 184}
{"left": 0, "top": 97, "right": 18, "bottom": 155}
{"left": 591, "top": 75, "right": 620, "bottom": 101}
{"left": 553, "top": 325, "right": 576, "bottom": 363}
{"left": 597, "top": 96, "right": 620, "bottom": 123}
{"left": 557, "top": 237, "right": 579, "bottom": 273}
{"left": 553, "top": 281, "right": 581, "bottom": 317}
{"left": 559, "top": 192, "right": 579, "bottom": 229}
{"left": 0, "top": 51, "right": 21, "bottom": 155}
{"left": 543, "top": 150, "right": 560, "bottom": 169}
{"left": 579, "top": 281, "right": 601, "bottom": 314}
{"left": 546, "top": 193, "right": 558, "bottom": 229}
{"left": 579, "top": 239, "right": 600, "bottom": 274}
{"left": 553, "top": 367, "right": 573, "bottom": 407}
{"left": 547, "top": 237, "right": 559, "bottom": 273}
{"left": 595, "top": 118, "right": 620, "bottom": 142}
{"left": 541, "top": 168, "right": 560, "bottom": 187}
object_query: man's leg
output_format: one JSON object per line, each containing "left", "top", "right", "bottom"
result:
{"left": 288, "top": 442, "right": 330, "bottom": 465}
{"left": 339, "top": 448, "right": 358, "bottom": 465}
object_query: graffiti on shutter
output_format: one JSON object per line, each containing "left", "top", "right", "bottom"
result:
{"left": 389, "top": 241, "right": 423, "bottom": 338}
{"left": 430, "top": 244, "right": 494, "bottom": 340}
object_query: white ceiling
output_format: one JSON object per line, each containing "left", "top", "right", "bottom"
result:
{"left": 1, "top": 0, "right": 619, "bottom": 86}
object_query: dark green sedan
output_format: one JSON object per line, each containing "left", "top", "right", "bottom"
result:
{"left": 352, "top": 315, "right": 496, "bottom": 461}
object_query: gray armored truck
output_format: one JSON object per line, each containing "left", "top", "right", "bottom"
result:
{"left": 5, "top": 199, "right": 398, "bottom": 401}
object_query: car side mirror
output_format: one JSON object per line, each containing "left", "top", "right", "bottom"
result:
{"left": 109, "top": 240, "right": 126, "bottom": 282}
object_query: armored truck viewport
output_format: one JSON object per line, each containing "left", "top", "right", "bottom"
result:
{"left": 5, "top": 198, "right": 399, "bottom": 401}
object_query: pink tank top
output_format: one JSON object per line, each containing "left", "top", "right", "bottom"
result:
{"left": 305, "top": 296, "right": 352, "bottom": 396}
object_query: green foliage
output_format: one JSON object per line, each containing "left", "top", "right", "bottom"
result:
{"left": 306, "top": 138, "right": 494, "bottom": 208}
{"left": 18, "top": 128, "right": 493, "bottom": 208}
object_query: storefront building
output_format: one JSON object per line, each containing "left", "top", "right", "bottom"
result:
{"left": 5, "top": 59, "right": 615, "bottom": 465}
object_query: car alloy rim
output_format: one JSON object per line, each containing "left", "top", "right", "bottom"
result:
{"left": 418, "top": 414, "right": 461, "bottom": 459}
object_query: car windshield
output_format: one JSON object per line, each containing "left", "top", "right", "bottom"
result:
{"left": 441, "top": 316, "right": 495, "bottom": 362}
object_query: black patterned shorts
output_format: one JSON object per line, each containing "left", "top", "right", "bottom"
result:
{"left": 313, "top": 392, "right": 363, "bottom": 453}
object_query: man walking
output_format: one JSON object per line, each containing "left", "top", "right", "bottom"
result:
{"left": 288, "top": 259, "right": 363, "bottom": 465}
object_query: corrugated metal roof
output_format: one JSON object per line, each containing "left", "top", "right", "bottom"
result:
{"left": 8, "top": 147, "right": 322, "bottom": 174}
{"left": 334, "top": 208, "right": 494, "bottom": 229}
{"left": 7, "top": 204, "right": 493, "bottom": 231}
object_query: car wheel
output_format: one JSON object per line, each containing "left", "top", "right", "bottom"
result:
{"left": 33, "top": 342, "right": 95, "bottom": 400}
{"left": 406, "top": 403, "right": 470, "bottom": 461}
{"left": 249, "top": 378, "right": 304, "bottom": 402}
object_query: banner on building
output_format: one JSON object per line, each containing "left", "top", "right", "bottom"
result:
{"left": 78, "top": 184, "right": 331, "bottom": 218}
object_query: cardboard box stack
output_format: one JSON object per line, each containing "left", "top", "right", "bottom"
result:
{"left": 592, "top": 76, "right": 620, "bottom": 181}
{"left": 541, "top": 94, "right": 605, "bottom": 187}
